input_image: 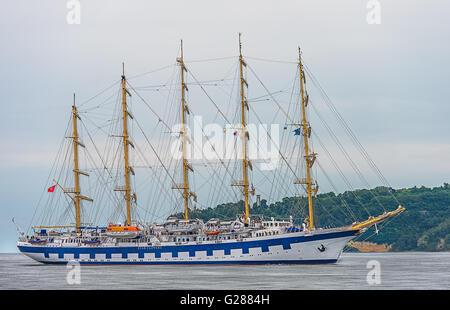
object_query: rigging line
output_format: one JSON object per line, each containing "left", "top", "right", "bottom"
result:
{"left": 248, "top": 90, "right": 285, "bottom": 102}
{"left": 194, "top": 168, "right": 232, "bottom": 202}
{"left": 284, "top": 137, "right": 303, "bottom": 198}
{"left": 195, "top": 200, "right": 256, "bottom": 221}
{"left": 247, "top": 102, "right": 302, "bottom": 185}
{"left": 345, "top": 214, "right": 398, "bottom": 254}
{"left": 187, "top": 78, "right": 234, "bottom": 85}
{"left": 247, "top": 63, "right": 294, "bottom": 124}
{"left": 187, "top": 127, "right": 240, "bottom": 207}
{"left": 268, "top": 136, "right": 298, "bottom": 202}
{"left": 181, "top": 65, "right": 256, "bottom": 202}
{"left": 108, "top": 153, "right": 128, "bottom": 222}
{"left": 193, "top": 156, "right": 238, "bottom": 202}
{"left": 78, "top": 89, "right": 121, "bottom": 113}
{"left": 245, "top": 56, "right": 297, "bottom": 64}
{"left": 189, "top": 66, "right": 244, "bottom": 207}
{"left": 78, "top": 79, "right": 121, "bottom": 108}
{"left": 269, "top": 69, "right": 299, "bottom": 202}
{"left": 179, "top": 63, "right": 279, "bottom": 209}
{"left": 252, "top": 162, "right": 293, "bottom": 201}
{"left": 109, "top": 145, "right": 129, "bottom": 221}
{"left": 101, "top": 131, "right": 128, "bottom": 221}
{"left": 132, "top": 81, "right": 177, "bottom": 90}
{"left": 79, "top": 118, "right": 115, "bottom": 179}
{"left": 310, "top": 102, "right": 386, "bottom": 212}
{"left": 56, "top": 196, "right": 75, "bottom": 225}
{"left": 185, "top": 68, "right": 231, "bottom": 124}
{"left": 184, "top": 56, "right": 237, "bottom": 63}
{"left": 81, "top": 140, "right": 123, "bottom": 222}
{"left": 133, "top": 79, "right": 233, "bottom": 90}
{"left": 26, "top": 116, "right": 72, "bottom": 234}
{"left": 125, "top": 81, "right": 172, "bottom": 132}
{"left": 44, "top": 137, "right": 73, "bottom": 225}
{"left": 356, "top": 215, "right": 398, "bottom": 243}
{"left": 203, "top": 64, "right": 241, "bottom": 119}
{"left": 127, "top": 64, "right": 175, "bottom": 80}
{"left": 311, "top": 130, "right": 372, "bottom": 217}
{"left": 188, "top": 115, "right": 247, "bottom": 192}
{"left": 81, "top": 115, "right": 117, "bottom": 139}
{"left": 186, "top": 82, "right": 234, "bottom": 88}
{"left": 132, "top": 116, "right": 179, "bottom": 188}
{"left": 133, "top": 198, "right": 167, "bottom": 220}
{"left": 248, "top": 61, "right": 367, "bottom": 218}
{"left": 242, "top": 66, "right": 304, "bottom": 189}
{"left": 133, "top": 140, "right": 180, "bottom": 209}
{"left": 222, "top": 62, "right": 239, "bottom": 122}
{"left": 150, "top": 163, "right": 177, "bottom": 221}
{"left": 315, "top": 160, "right": 358, "bottom": 221}
{"left": 205, "top": 145, "right": 240, "bottom": 207}
{"left": 97, "top": 88, "right": 121, "bottom": 164}
{"left": 303, "top": 63, "right": 400, "bottom": 205}
{"left": 313, "top": 194, "right": 347, "bottom": 227}
{"left": 249, "top": 132, "right": 294, "bottom": 199}
{"left": 39, "top": 118, "right": 74, "bottom": 226}
{"left": 286, "top": 68, "right": 300, "bottom": 118}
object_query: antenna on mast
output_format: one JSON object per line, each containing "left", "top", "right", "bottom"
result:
{"left": 239, "top": 32, "right": 242, "bottom": 56}
{"left": 181, "top": 39, "right": 184, "bottom": 59}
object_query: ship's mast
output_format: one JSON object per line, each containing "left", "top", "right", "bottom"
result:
{"left": 120, "top": 64, "right": 135, "bottom": 226}
{"left": 174, "top": 40, "right": 196, "bottom": 220}
{"left": 237, "top": 33, "right": 254, "bottom": 223}
{"left": 297, "top": 48, "right": 318, "bottom": 229}
{"left": 71, "top": 94, "right": 92, "bottom": 233}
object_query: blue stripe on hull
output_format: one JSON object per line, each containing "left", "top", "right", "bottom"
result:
{"left": 18, "top": 229, "right": 357, "bottom": 263}
{"left": 38, "top": 259, "right": 338, "bottom": 265}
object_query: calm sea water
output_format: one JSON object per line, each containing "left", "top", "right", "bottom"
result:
{"left": 0, "top": 252, "right": 448, "bottom": 290}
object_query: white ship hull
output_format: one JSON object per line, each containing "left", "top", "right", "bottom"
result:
{"left": 17, "top": 229, "right": 358, "bottom": 265}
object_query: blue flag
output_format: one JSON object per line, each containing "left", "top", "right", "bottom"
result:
{"left": 293, "top": 128, "right": 301, "bottom": 136}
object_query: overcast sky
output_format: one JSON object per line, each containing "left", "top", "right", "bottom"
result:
{"left": 1, "top": 0, "right": 449, "bottom": 252}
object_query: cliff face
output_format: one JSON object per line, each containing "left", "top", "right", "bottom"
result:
{"left": 347, "top": 241, "right": 390, "bottom": 252}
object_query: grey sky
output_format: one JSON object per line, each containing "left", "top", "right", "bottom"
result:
{"left": 0, "top": 0, "right": 449, "bottom": 252}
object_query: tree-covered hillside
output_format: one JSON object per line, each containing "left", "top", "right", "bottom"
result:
{"left": 173, "top": 184, "right": 450, "bottom": 251}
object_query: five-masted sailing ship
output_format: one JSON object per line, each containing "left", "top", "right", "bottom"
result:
{"left": 17, "top": 35, "right": 405, "bottom": 264}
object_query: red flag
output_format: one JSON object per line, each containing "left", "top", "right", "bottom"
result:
{"left": 48, "top": 185, "right": 56, "bottom": 193}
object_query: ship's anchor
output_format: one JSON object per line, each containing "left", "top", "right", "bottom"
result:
{"left": 318, "top": 244, "right": 326, "bottom": 252}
